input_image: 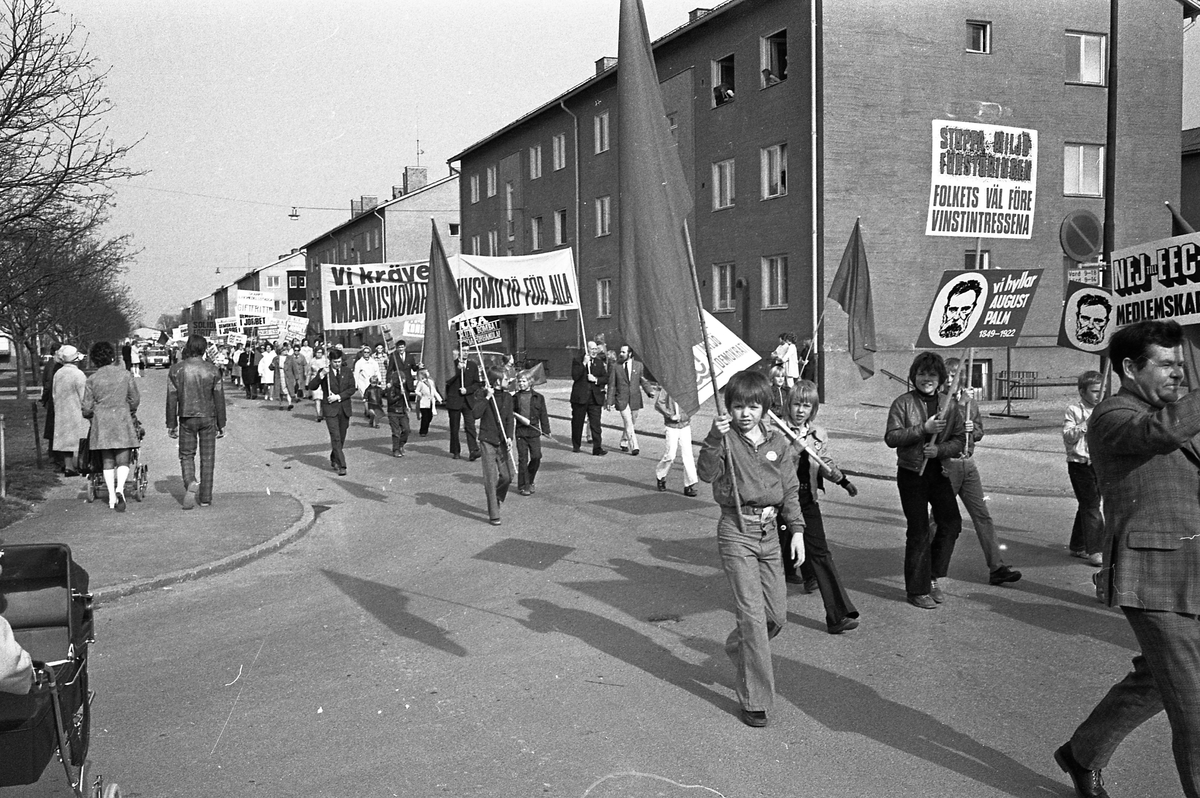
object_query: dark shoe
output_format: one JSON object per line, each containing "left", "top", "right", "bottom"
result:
{"left": 593, "top": 449, "right": 607, "bottom": 456}
{"left": 490, "top": 518, "right": 502, "bottom": 526}
{"left": 827, "top": 617, "right": 860, "bottom": 635}
{"left": 518, "top": 487, "right": 532, "bottom": 496}
{"left": 572, "top": 447, "right": 581, "bottom": 453}
{"left": 1054, "top": 742, "right": 1109, "bottom": 798}
{"left": 683, "top": 484, "right": 698, "bottom": 497}
{"left": 287, "top": 404, "right": 294, "bottom": 411}
{"left": 114, "top": 492, "right": 127, "bottom": 512}
{"left": 398, "top": 447, "right": 405, "bottom": 457}
{"left": 803, "top": 578, "right": 819, "bottom": 594}
{"left": 631, "top": 448, "right": 639, "bottom": 456}
{"left": 1070, "top": 549, "right": 1087, "bottom": 559}
{"left": 337, "top": 467, "right": 347, "bottom": 476}
{"left": 527, "top": 483, "right": 536, "bottom": 494}
{"left": 739, "top": 708, "right": 767, "bottom": 728}
{"left": 451, "top": 453, "right": 461, "bottom": 460}
{"left": 929, "top": 580, "right": 945, "bottom": 603}
{"left": 784, "top": 573, "right": 803, "bottom": 585}
{"left": 989, "top": 566, "right": 1022, "bottom": 585}
{"left": 907, "top": 593, "right": 937, "bottom": 609}
{"left": 656, "top": 478, "right": 667, "bottom": 492}
{"left": 182, "top": 480, "right": 199, "bottom": 510}
{"left": 469, "top": 452, "right": 481, "bottom": 462}
{"left": 198, "top": 501, "right": 211, "bottom": 507}
{"left": 392, "top": 452, "right": 402, "bottom": 458}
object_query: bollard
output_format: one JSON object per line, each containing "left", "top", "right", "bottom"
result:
{"left": 30, "top": 400, "right": 41, "bottom": 469}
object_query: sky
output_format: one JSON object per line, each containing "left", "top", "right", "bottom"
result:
{"left": 48, "top": 2, "right": 1200, "bottom": 327}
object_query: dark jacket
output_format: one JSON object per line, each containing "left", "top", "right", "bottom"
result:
{"left": 884, "top": 390, "right": 965, "bottom": 472}
{"left": 166, "top": 357, "right": 227, "bottom": 430}
{"left": 474, "top": 389, "right": 515, "bottom": 447}
{"left": 445, "top": 359, "right": 483, "bottom": 411}
{"left": 514, "top": 390, "right": 550, "bottom": 439}
{"left": 570, "top": 354, "right": 608, "bottom": 406}
{"left": 308, "top": 363, "right": 357, "bottom": 419}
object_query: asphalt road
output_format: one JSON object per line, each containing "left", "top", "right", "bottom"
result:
{"left": 10, "top": 370, "right": 1181, "bottom": 798}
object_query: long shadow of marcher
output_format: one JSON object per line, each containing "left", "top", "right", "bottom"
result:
{"left": 771, "top": 654, "right": 1067, "bottom": 797}
{"left": 517, "top": 598, "right": 735, "bottom": 716}
{"left": 563, "top": 557, "right": 731, "bottom": 624}
{"left": 413, "top": 490, "right": 491, "bottom": 523}
{"left": 322, "top": 569, "right": 468, "bottom": 657}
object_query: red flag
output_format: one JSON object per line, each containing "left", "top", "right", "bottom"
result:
{"left": 616, "top": 0, "right": 702, "bottom": 416}
{"left": 828, "top": 219, "right": 877, "bottom": 379}
{"left": 423, "top": 220, "right": 463, "bottom": 388}
{"left": 517, "top": 361, "right": 547, "bottom": 386}
{"left": 1167, "top": 201, "right": 1196, "bottom": 236}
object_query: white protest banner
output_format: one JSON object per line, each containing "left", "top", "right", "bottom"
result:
{"left": 256, "top": 323, "right": 281, "bottom": 341}
{"left": 236, "top": 289, "right": 274, "bottom": 317}
{"left": 172, "top": 325, "right": 187, "bottom": 340}
{"left": 695, "top": 310, "right": 763, "bottom": 406}
{"left": 239, "top": 314, "right": 267, "bottom": 328}
{"left": 215, "top": 316, "right": 240, "bottom": 335}
{"left": 450, "top": 249, "right": 579, "bottom": 322}
{"left": 283, "top": 315, "right": 308, "bottom": 339}
{"left": 226, "top": 332, "right": 248, "bottom": 347}
{"left": 1109, "top": 232, "right": 1200, "bottom": 327}
{"left": 319, "top": 250, "right": 581, "bottom": 331}
{"left": 458, "top": 317, "right": 502, "bottom": 349}
{"left": 926, "top": 120, "right": 1038, "bottom": 240}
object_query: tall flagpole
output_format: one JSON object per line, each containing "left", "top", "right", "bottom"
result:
{"left": 684, "top": 220, "right": 745, "bottom": 531}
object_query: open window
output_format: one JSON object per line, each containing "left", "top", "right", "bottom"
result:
{"left": 761, "top": 30, "right": 787, "bottom": 86}
{"left": 712, "top": 54, "right": 735, "bottom": 106}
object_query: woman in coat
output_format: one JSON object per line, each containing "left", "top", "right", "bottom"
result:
{"left": 81, "top": 341, "right": 140, "bottom": 511}
{"left": 51, "top": 345, "right": 89, "bottom": 475}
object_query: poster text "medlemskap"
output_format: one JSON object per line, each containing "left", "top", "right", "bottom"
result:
{"left": 1110, "top": 233, "right": 1200, "bottom": 326}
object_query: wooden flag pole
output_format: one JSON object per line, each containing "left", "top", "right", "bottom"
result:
{"left": 799, "top": 305, "right": 829, "bottom": 381}
{"left": 469, "top": 335, "right": 518, "bottom": 476}
{"left": 916, "top": 348, "right": 964, "bottom": 476}
{"left": 684, "top": 220, "right": 746, "bottom": 532}
{"left": 765, "top": 409, "right": 833, "bottom": 474}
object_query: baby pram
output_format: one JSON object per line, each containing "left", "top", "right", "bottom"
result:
{"left": 82, "top": 414, "right": 148, "bottom": 505}
{"left": 0, "top": 544, "right": 120, "bottom": 797}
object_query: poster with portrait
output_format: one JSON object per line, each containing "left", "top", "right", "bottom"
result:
{"left": 916, "top": 269, "right": 1043, "bottom": 348}
{"left": 1058, "top": 282, "right": 1114, "bottom": 353}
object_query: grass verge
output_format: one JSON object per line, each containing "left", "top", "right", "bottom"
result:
{"left": 0, "top": 397, "right": 62, "bottom": 531}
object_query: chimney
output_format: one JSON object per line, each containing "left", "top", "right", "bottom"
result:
{"left": 392, "top": 185, "right": 405, "bottom": 199}
{"left": 596, "top": 56, "right": 617, "bottom": 75}
{"left": 689, "top": 8, "right": 711, "bottom": 22}
{"left": 351, "top": 198, "right": 362, "bottom": 216}
{"left": 361, "top": 195, "right": 378, "bottom": 211}
{"left": 403, "top": 166, "right": 428, "bottom": 195}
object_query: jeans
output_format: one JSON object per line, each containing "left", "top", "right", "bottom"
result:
{"left": 786, "top": 488, "right": 858, "bottom": 626}
{"left": 896, "top": 464, "right": 962, "bottom": 596}
{"left": 516, "top": 435, "right": 542, "bottom": 490}
{"left": 1070, "top": 608, "right": 1200, "bottom": 797}
{"left": 717, "top": 512, "right": 785, "bottom": 713}
{"left": 480, "top": 440, "right": 512, "bottom": 520}
{"left": 943, "top": 456, "right": 1006, "bottom": 572}
{"left": 178, "top": 416, "right": 217, "bottom": 503}
{"left": 1068, "top": 461, "right": 1105, "bottom": 555}
{"left": 655, "top": 425, "right": 697, "bottom": 485}
{"left": 388, "top": 411, "right": 410, "bottom": 453}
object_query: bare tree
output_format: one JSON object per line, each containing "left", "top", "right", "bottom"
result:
{"left": 0, "top": 0, "right": 141, "bottom": 239}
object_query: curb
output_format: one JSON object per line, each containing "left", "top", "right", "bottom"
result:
{"left": 94, "top": 498, "right": 317, "bottom": 604}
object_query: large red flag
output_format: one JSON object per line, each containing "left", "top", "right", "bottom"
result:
{"left": 616, "top": 0, "right": 702, "bottom": 415}
{"left": 828, "top": 219, "right": 877, "bottom": 379}
{"left": 1167, "top": 201, "right": 1197, "bottom": 236}
{"left": 423, "top": 220, "right": 463, "bottom": 388}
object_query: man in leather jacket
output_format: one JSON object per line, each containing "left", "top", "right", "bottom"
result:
{"left": 166, "top": 334, "right": 227, "bottom": 509}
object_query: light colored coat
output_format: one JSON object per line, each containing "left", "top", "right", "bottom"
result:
{"left": 51, "top": 363, "right": 88, "bottom": 452}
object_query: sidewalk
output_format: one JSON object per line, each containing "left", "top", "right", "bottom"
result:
{"left": 537, "top": 377, "right": 1076, "bottom": 497}
{"left": 0, "top": 481, "right": 314, "bottom": 601}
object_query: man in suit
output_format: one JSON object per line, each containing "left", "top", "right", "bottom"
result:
{"left": 607, "top": 344, "right": 654, "bottom": 456}
{"left": 386, "top": 339, "right": 420, "bottom": 401}
{"left": 307, "top": 347, "right": 357, "bottom": 476}
{"left": 445, "top": 347, "right": 483, "bottom": 461}
{"left": 1056, "top": 319, "right": 1200, "bottom": 798}
{"left": 571, "top": 340, "right": 608, "bottom": 456}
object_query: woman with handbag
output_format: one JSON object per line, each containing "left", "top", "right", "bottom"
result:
{"left": 81, "top": 341, "right": 141, "bottom": 511}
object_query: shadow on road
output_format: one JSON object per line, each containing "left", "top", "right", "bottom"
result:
{"left": 321, "top": 569, "right": 468, "bottom": 657}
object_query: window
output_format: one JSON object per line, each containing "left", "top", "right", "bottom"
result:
{"left": 965, "top": 250, "right": 991, "bottom": 270}
{"left": 487, "top": 228, "right": 499, "bottom": 255}
{"left": 448, "top": 222, "right": 460, "bottom": 237}
{"left": 597, "top": 278, "right": 612, "bottom": 318}
{"left": 713, "top": 263, "right": 735, "bottom": 311}
{"left": 594, "top": 111, "right": 610, "bottom": 154}
{"left": 505, "top": 182, "right": 515, "bottom": 240}
{"left": 470, "top": 234, "right": 481, "bottom": 255}
{"left": 712, "top": 159, "right": 736, "bottom": 210}
{"left": 289, "top": 299, "right": 307, "bottom": 314}
{"left": 470, "top": 174, "right": 480, "bottom": 204}
{"left": 532, "top": 311, "right": 544, "bottom": 321}
{"left": 1065, "top": 31, "right": 1106, "bottom": 85}
{"left": 529, "top": 144, "right": 542, "bottom": 179}
{"left": 273, "top": 300, "right": 283, "bottom": 312}
{"left": 761, "top": 143, "right": 788, "bottom": 198}
{"left": 966, "top": 21, "right": 991, "bottom": 54}
{"left": 486, "top": 165, "right": 497, "bottom": 197}
{"left": 530, "top": 216, "right": 544, "bottom": 250}
{"left": 595, "top": 196, "right": 611, "bottom": 237}
{"left": 266, "top": 275, "right": 281, "bottom": 288}
{"left": 554, "top": 208, "right": 568, "bottom": 245}
{"left": 288, "top": 275, "right": 298, "bottom": 288}
{"left": 296, "top": 274, "right": 306, "bottom": 288}
{"left": 761, "top": 30, "right": 787, "bottom": 85}
{"left": 552, "top": 133, "right": 567, "bottom": 170}
{"left": 1064, "top": 143, "right": 1104, "bottom": 197}
{"left": 712, "top": 54, "right": 735, "bottom": 106}
{"left": 555, "top": 309, "right": 568, "bottom": 320}
{"left": 761, "top": 255, "right": 787, "bottom": 309}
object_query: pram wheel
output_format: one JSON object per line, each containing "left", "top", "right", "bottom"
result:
{"left": 85, "top": 480, "right": 95, "bottom": 503}
{"left": 134, "top": 464, "right": 148, "bottom": 502}
{"left": 102, "top": 781, "right": 122, "bottom": 798}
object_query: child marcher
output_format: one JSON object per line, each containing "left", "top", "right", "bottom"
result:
{"left": 415, "top": 368, "right": 442, "bottom": 436}
{"left": 1064, "top": 370, "right": 1105, "bottom": 567}
{"left": 884, "top": 351, "right": 965, "bottom": 610}
{"left": 767, "top": 366, "right": 788, "bottom": 417}
{"left": 778, "top": 380, "right": 860, "bottom": 634}
{"left": 363, "top": 375, "right": 384, "bottom": 428}
{"left": 513, "top": 372, "right": 550, "bottom": 495}
{"left": 940, "top": 358, "right": 1022, "bottom": 586}
{"left": 474, "top": 366, "right": 515, "bottom": 526}
{"left": 771, "top": 332, "right": 800, "bottom": 387}
{"left": 697, "top": 369, "right": 803, "bottom": 728}
{"left": 384, "top": 378, "right": 411, "bottom": 457}
{"left": 653, "top": 385, "right": 698, "bottom": 496}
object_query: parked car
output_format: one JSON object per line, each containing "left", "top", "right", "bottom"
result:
{"left": 144, "top": 347, "right": 170, "bottom": 368}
